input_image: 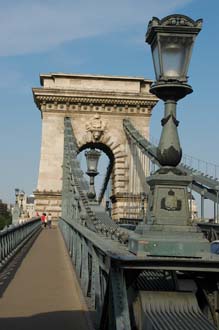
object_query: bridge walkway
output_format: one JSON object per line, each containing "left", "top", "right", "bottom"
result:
{"left": 0, "top": 226, "right": 93, "bottom": 330}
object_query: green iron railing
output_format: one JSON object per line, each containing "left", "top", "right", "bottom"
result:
{"left": 59, "top": 217, "right": 132, "bottom": 330}
{"left": 0, "top": 218, "right": 41, "bottom": 270}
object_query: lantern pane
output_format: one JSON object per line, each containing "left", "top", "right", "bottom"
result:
{"left": 160, "top": 37, "right": 188, "bottom": 79}
{"left": 89, "top": 158, "right": 97, "bottom": 172}
{"left": 152, "top": 44, "right": 161, "bottom": 80}
{"left": 85, "top": 149, "right": 101, "bottom": 172}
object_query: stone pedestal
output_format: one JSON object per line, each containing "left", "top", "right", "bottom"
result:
{"left": 129, "top": 224, "right": 210, "bottom": 257}
{"left": 129, "top": 168, "right": 211, "bottom": 257}
{"left": 146, "top": 167, "right": 192, "bottom": 226}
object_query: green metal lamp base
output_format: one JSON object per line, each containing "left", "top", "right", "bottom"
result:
{"left": 129, "top": 225, "right": 210, "bottom": 257}
{"left": 129, "top": 167, "right": 211, "bottom": 258}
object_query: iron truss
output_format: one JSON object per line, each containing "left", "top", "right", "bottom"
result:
{"left": 123, "top": 118, "right": 219, "bottom": 203}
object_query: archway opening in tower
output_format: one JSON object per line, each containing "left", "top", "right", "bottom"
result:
{"left": 77, "top": 142, "right": 115, "bottom": 213}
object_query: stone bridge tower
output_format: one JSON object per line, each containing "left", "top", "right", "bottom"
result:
{"left": 33, "top": 74, "right": 157, "bottom": 221}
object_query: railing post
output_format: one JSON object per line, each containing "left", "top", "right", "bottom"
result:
{"left": 189, "top": 184, "right": 193, "bottom": 220}
{"left": 81, "top": 238, "right": 89, "bottom": 296}
{"left": 110, "top": 267, "right": 131, "bottom": 330}
{"left": 76, "top": 234, "right": 82, "bottom": 276}
{"left": 91, "top": 247, "right": 101, "bottom": 322}
{"left": 201, "top": 190, "right": 205, "bottom": 221}
{"left": 216, "top": 187, "right": 219, "bottom": 224}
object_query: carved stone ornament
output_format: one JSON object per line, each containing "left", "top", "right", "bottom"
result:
{"left": 161, "top": 189, "right": 182, "bottom": 211}
{"left": 86, "top": 114, "right": 106, "bottom": 141}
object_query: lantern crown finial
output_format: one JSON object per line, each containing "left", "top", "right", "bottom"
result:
{"left": 146, "top": 14, "right": 203, "bottom": 44}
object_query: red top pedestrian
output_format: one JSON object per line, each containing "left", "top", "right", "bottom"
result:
{"left": 41, "top": 213, "right": 46, "bottom": 223}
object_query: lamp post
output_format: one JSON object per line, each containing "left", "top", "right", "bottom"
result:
{"left": 12, "top": 188, "right": 20, "bottom": 223}
{"left": 15, "top": 188, "right": 19, "bottom": 204}
{"left": 140, "top": 192, "right": 146, "bottom": 221}
{"left": 144, "top": 15, "right": 202, "bottom": 225}
{"left": 85, "top": 148, "right": 101, "bottom": 202}
{"left": 129, "top": 15, "right": 211, "bottom": 257}
{"left": 106, "top": 200, "right": 111, "bottom": 217}
{"left": 19, "top": 190, "right": 25, "bottom": 217}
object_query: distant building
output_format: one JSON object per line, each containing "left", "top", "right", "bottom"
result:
{"left": 26, "top": 194, "right": 35, "bottom": 218}
{"left": 12, "top": 192, "right": 36, "bottom": 222}
{"left": 188, "top": 192, "right": 198, "bottom": 220}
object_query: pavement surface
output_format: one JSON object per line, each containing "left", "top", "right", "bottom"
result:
{"left": 0, "top": 227, "right": 93, "bottom": 330}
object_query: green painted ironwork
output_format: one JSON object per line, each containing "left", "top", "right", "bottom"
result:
{"left": 123, "top": 118, "right": 219, "bottom": 204}
{"left": 59, "top": 116, "right": 219, "bottom": 329}
{"left": 0, "top": 218, "right": 41, "bottom": 270}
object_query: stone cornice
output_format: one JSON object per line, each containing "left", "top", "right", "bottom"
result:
{"left": 33, "top": 87, "right": 157, "bottom": 98}
{"left": 33, "top": 94, "right": 157, "bottom": 116}
{"left": 34, "top": 190, "right": 62, "bottom": 197}
{"left": 35, "top": 94, "right": 157, "bottom": 106}
{"left": 39, "top": 72, "right": 153, "bottom": 84}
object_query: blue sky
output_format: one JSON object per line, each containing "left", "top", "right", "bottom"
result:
{"left": 0, "top": 0, "right": 218, "bottom": 217}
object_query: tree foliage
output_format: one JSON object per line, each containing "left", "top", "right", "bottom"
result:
{"left": 0, "top": 211, "right": 12, "bottom": 230}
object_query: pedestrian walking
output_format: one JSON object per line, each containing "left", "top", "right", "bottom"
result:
{"left": 44, "top": 213, "right": 47, "bottom": 228}
{"left": 47, "top": 213, "right": 52, "bottom": 229}
{"left": 41, "top": 213, "right": 47, "bottom": 228}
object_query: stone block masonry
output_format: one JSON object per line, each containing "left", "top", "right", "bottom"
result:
{"left": 33, "top": 74, "right": 158, "bottom": 221}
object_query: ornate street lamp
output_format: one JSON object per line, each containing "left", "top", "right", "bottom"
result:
{"left": 140, "top": 192, "right": 147, "bottom": 221}
{"left": 85, "top": 149, "right": 101, "bottom": 202}
{"left": 129, "top": 15, "right": 211, "bottom": 257}
{"left": 106, "top": 200, "right": 111, "bottom": 217}
{"left": 19, "top": 190, "right": 25, "bottom": 216}
{"left": 15, "top": 188, "right": 19, "bottom": 204}
{"left": 146, "top": 14, "right": 202, "bottom": 166}
{"left": 12, "top": 188, "right": 20, "bottom": 223}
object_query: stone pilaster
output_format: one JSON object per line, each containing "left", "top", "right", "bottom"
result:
{"left": 34, "top": 190, "right": 62, "bottom": 222}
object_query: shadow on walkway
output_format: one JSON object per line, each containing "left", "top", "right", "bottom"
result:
{"left": 0, "top": 228, "right": 93, "bottom": 330}
{"left": 0, "top": 310, "right": 94, "bottom": 330}
{"left": 0, "top": 229, "right": 41, "bottom": 297}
